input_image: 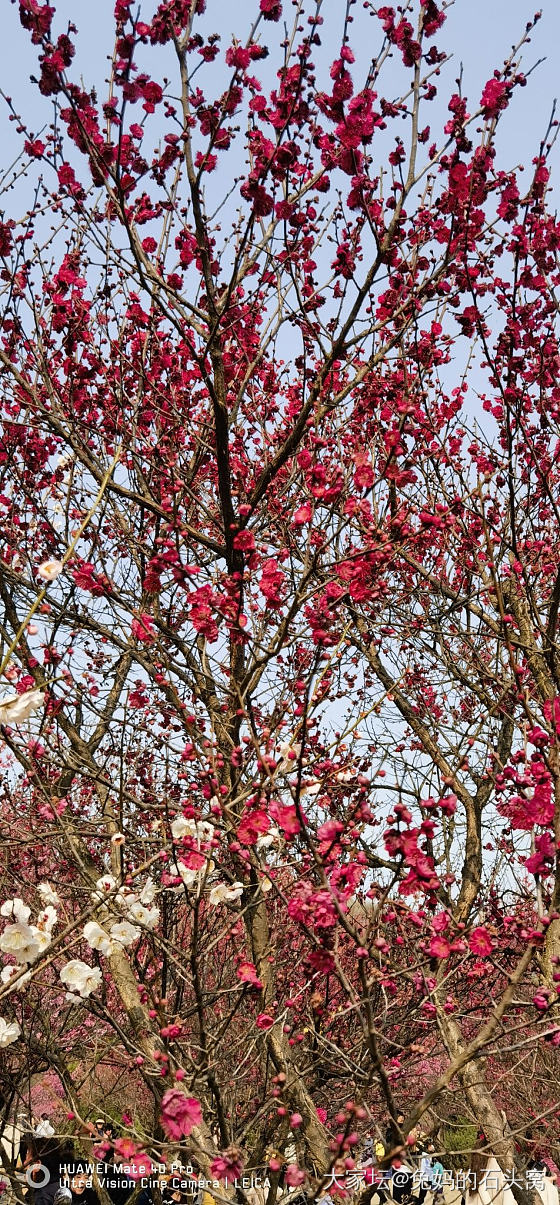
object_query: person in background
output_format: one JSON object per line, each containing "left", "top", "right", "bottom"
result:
{"left": 361, "top": 1134, "right": 390, "bottom": 1204}
{"left": 36, "top": 1116, "right": 56, "bottom": 1139}
{"left": 18, "top": 1130, "right": 36, "bottom": 1169}
{"left": 57, "top": 1169, "right": 100, "bottom": 1205}
{"left": 391, "top": 1124, "right": 417, "bottom": 1205}
{"left": 416, "top": 1138, "right": 432, "bottom": 1205}
{"left": 385, "top": 1114, "right": 406, "bottom": 1151}
{"left": 428, "top": 1145, "right": 445, "bottom": 1205}
{"left": 24, "top": 1136, "right": 71, "bottom": 1205}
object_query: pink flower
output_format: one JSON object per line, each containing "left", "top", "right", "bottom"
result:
{"left": 260, "top": 559, "right": 285, "bottom": 608}
{"left": 161, "top": 1089, "right": 202, "bottom": 1139}
{"left": 211, "top": 1148, "right": 244, "bottom": 1183}
{"left": 292, "top": 503, "right": 312, "bottom": 525}
{"left": 285, "top": 1166, "right": 305, "bottom": 1187}
{"left": 131, "top": 614, "right": 156, "bottom": 644}
{"left": 317, "top": 1108, "right": 327, "bottom": 1124}
{"left": 468, "top": 926, "right": 493, "bottom": 957}
{"left": 480, "top": 78, "right": 508, "bottom": 118}
{"left": 525, "top": 832, "right": 555, "bottom": 877}
{"left": 260, "top": 0, "right": 282, "bottom": 18}
{"left": 256, "top": 1013, "right": 275, "bottom": 1029}
{"left": 429, "top": 935, "right": 450, "bottom": 959}
{"left": 232, "top": 529, "right": 256, "bottom": 552}
{"left": 237, "top": 961, "right": 263, "bottom": 989}
{"left": 269, "top": 801, "right": 301, "bottom": 836}
{"left": 113, "top": 1139, "right": 153, "bottom": 1181}
{"left": 237, "top": 809, "right": 270, "bottom": 844}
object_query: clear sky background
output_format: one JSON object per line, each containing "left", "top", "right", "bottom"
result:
{"left": 1, "top": 0, "right": 559, "bottom": 184}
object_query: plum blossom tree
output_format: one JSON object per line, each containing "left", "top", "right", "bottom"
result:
{"left": 0, "top": 1, "right": 559, "bottom": 1203}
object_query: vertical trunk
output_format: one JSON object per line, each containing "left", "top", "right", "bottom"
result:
{"left": 438, "top": 1014, "right": 537, "bottom": 1205}
{"left": 247, "top": 883, "right": 329, "bottom": 1174}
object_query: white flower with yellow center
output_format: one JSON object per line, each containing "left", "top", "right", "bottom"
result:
{"left": 29, "top": 926, "right": 51, "bottom": 956}
{"left": 37, "top": 559, "right": 63, "bottom": 582}
{"left": 0, "top": 1017, "right": 21, "bottom": 1047}
{"left": 0, "top": 965, "right": 31, "bottom": 991}
{"left": 83, "top": 921, "right": 114, "bottom": 957}
{"left": 171, "top": 816, "right": 214, "bottom": 844}
{"left": 208, "top": 882, "right": 244, "bottom": 906}
{"left": 60, "top": 960, "right": 102, "bottom": 998}
{"left": 36, "top": 906, "right": 57, "bottom": 933}
{"left": 0, "top": 899, "right": 31, "bottom": 924}
{"left": 38, "top": 882, "right": 60, "bottom": 907}
{"left": 0, "top": 923, "right": 41, "bottom": 964}
{"left": 110, "top": 921, "right": 141, "bottom": 947}
{"left": 127, "top": 901, "right": 160, "bottom": 929}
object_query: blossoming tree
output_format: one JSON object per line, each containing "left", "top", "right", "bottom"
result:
{"left": 0, "top": 0, "right": 558, "bottom": 1202}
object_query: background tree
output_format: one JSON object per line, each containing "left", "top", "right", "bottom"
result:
{"left": 0, "top": 1, "right": 558, "bottom": 1202}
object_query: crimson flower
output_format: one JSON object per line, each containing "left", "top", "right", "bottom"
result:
{"left": 161, "top": 1089, "right": 202, "bottom": 1139}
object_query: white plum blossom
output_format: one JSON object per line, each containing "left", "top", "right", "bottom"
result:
{"left": 96, "top": 874, "right": 116, "bottom": 893}
{"left": 110, "top": 921, "right": 141, "bottom": 946}
{"left": 37, "top": 558, "right": 64, "bottom": 582}
{"left": 0, "top": 965, "right": 31, "bottom": 991}
{"left": 209, "top": 882, "right": 244, "bottom": 906}
{"left": 0, "top": 1017, "right": 21, "bottom": 1047}
{"left": 171, "top": 816, "right": 214, "bottom": 845}
{"left": 115, "top": 886, "right": 138, "bottom": 909}
{"left": 83, "top": 921, "right": 114, "bottom": 957}
{"left": 91, "top": 874, "right": 117, "bottom": 904}
{"left": 0, "top": 922, "right": 41, "bottom": 963}
{"left": 276, "top": 741, "right": 302, "bottom": 773}
{"left": 60, "top": 960, "right": 102, "bottom": 998}
{"left": 30, "top": 926, "right": 51, "bottom": 956}
{"left": 260, "top": 875, "right": 273, "bottom": 894}
{"left": 299, "top": 778, "right": 321, "bottom": 797}
{"left": 255, "top": 827, "right": 281, "bottom": 852}
{"left": 38, "top": 882, "right": 60, "bottom": 906}
{"left": 0, "top": 689, "right": 44, "bottom": 725}
{"left": 36, "top": 906, "right": 57, "bottom": 932}
{"left": 139, "top": 877, "right": 157, "bottom": 905}
{"left": 127, "top": 901, "right": 160, "bottom": 929}
{"left": 1, "top": 899, "right": 31, "bottom": 924}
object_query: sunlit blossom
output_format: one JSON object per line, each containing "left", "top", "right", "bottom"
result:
{"left": 110, "top": 921, "right": 141, "bottom": 946}
{"left": 0, "top": 922, "right": 41, "bottom": 963}
{"left": 38, "top": 882, "right": 60, "bottom": 906}
{"left": 127, "top": 901, "right": 160, "bottom": 929}
{"left": 37, "top": 558, "right": 64, "bottom": 581}
{"left": 0, "top": 899, "right": 31, "bottom": 924}
{"left": 83, "top": 921, "right": 114, "bottom": 956}
{"left": 0, "top": 1017, "right": 21, "bottom": 1047}
{"left": 171, "top": 816, "right": 214, "bottom": 844}
{"left": 0, "top": 689, "right": 44, "bottom": 725}
{"left": 60, "top": 960, "right": 102, "bottom": 998}
{"left": 208, "top": 882, "right": 244, "bottom": 905}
